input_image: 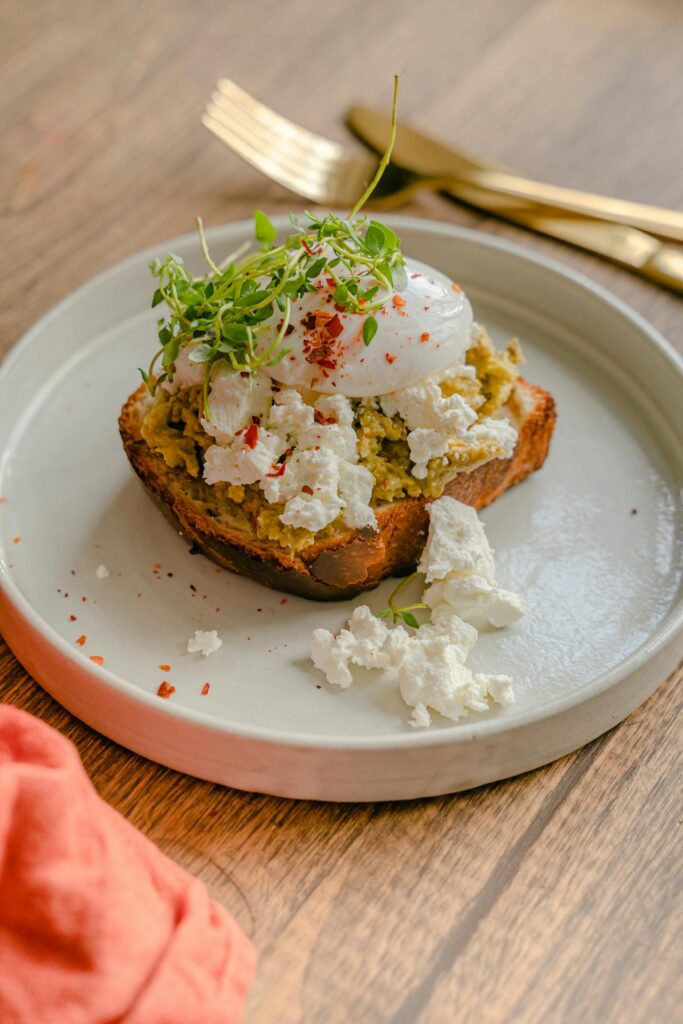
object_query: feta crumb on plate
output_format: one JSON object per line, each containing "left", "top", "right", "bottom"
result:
{"left": 95, "top": 564, "right": 110, "bottom": 579}
{"left": 309, "top": 496, "right": 524, "bottom": 728}
{"left": 187, "top": 629, "right": 223, "bottom": 657}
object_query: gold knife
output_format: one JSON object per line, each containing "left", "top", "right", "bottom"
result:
{"left": 348, "top": 105, "right": 683, "bottom": 243}
{"left": 348, "top": 106, "right": 683, "bottom": 293}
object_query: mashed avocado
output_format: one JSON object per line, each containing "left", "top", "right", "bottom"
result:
{"left": 140, "top": 330, "right": 521, "bottom": 551}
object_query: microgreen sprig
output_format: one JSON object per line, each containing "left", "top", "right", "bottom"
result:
{"left": 377, "top": 572, "right": 427, "bottom": 630}
{"left": 142, "top": 77, "right": 405, "bottom": 410}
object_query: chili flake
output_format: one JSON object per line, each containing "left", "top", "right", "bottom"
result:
{"left": 157, "top": 681, "right": 175, "bottom": 699}
{"left": 159, "top": 664, "right": 171, "bottom": 672}
{"left": 392, "top": 294, "right": 407, "bottom": 308}
{"left": 420, "top": 332, "right": 430, "bottom": 342}
{"left": 75, "top": 635, "right": 86, "bottom": 646}
{"left": 244, "top": 423, "right": 259, "bottom": 449}
{"left": 385, "top": 352, "right": 397, "bottom": 364}
{"left": 201, "top": 682, "right": 210, "bottom": 696}
{"left": 89, "top": 655, "right": 104, "bottom": 666}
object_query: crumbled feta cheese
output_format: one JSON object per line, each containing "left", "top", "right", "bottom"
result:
{"left": 477, "top": 674, "right": 515, "bottom": 706}
{"left": 309, "top": 496, "right": 523, "bottom": 727}
{"left": 95, "top": 564, "right": 110, "bottom": 579}
{"left": 409, "top": 703, "right": 431, "bottom": 728}
{"left": 420, "top": 496, "right": 524, "bottom": 628}
{"left": 203, "top": 428, "right": 284, "bottom": 486}
{"left": 418, "top": 497, "right": 496, "bottom": 582}
{"left": 162, "top": 344, "right": 206, "bottom": 393}
{"left": 338, "top": 461, "right": 377, "bottom": 529}
{"left": 262, "top": 392, "right": 376, "bottom": 532}
{"left": 378, "top": 371, "right": 517, "bottom": 479}
{"left": 425, "top": 574, "right": 525, "bottom": 630}
{"left": 310, "top": 605, "right": 394, "bottom": 687}
{"left": 187, "top": 629, "right": 223, "bottom": 657}
{"left": 201, "top": 364, "right": 273, "bottom": 444}
{"left": 380, "top": 377, "right": 478, "bottom": 477}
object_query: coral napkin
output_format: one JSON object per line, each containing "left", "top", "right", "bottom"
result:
{"left": 0, "top": 704, "right": 255, "bottom": 1024}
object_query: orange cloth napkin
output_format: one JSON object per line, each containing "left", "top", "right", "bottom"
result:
{"left": 0, "top": 705, "right": 255, "bottom": 1024}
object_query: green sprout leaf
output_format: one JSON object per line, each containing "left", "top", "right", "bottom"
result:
{"left": 401, "top": 612, "right": 420, "bottom": 629}
{"left": 362, "top": 316, "right": 378, "bottom": 346}
{"left": 254, "top": 209, "right": 277, "bottom": 244}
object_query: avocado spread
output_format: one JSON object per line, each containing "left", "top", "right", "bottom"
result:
{"left": 140, "top": 331, "right": 521, "bottom": 552}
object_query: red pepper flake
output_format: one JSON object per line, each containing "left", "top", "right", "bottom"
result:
{"left": 385, "top": 352, "right": 397, "bottom": 364}
{"left": 451, "top": 282, "right": 462, "bottom": 292}
{"left": 314, "top": 409, "right": 338, "bottom": 425}
{"left": 317, "top": 358, "right": 336, "bottom": 369}
{"left": 301, "top": 485, "right": 314, "bottom": 495}
{"left": 157, "top": 681, "right": 175, "bottom": 699}
{"left": 153, "top": 563, "right": 161, "bottom": 570}
{"left": 420, "top": 332, "right": 430, "bottom": 342}
{"left": 81, "top": 596, "right": 87, "bottom": 603}
{"left": 201, "top": 682, "right": 210, "bottom": 696}
{"left": 301, "top": 239, "right": 322, "bottom": 257}
{"left": 244, "top": 423, "right": 259, "bottom": 449}
{"left": 392, "top": 294, "right": 407, "bottom": 308}
{"left": 75, "top": 635, "right": 86, "bottom": 646}
{"left": 325, "top": 314, "right": 343, "bottom": 338}
{"left": 265, "top": 461, "right": 287, "bottom": 478}
{"left": 12, "top": 536, "right": 21, "bottom": 544}
{"left": 69, "top": 614, "right": 77, "bottom": 622}
{"left": 280, "top": 598, "right": 288, "bottom": 605}
{"left": 159, "top": 664, "right": 171, "bottom": 672}
{"left": 89, "top": 655, "right": 104, "bottom": 666}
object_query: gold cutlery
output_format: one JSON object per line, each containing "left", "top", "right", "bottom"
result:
{"left": 201, "top": 79, "right": 683, "bottom": 293}
{"left": 347, "top": 105, "right": 683, "bottom": 244}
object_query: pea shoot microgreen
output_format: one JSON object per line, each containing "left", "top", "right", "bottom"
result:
{"left": 377, "top": 571, "right": 427, "bottom": 629}
{"left": 142, "top": 77, "right": 405, "bottom": 411}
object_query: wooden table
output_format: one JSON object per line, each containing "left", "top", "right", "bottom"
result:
{"left": 2, "top": 2, "right": 682, "bottom": 1020}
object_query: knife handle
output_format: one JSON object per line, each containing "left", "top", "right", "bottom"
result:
{"left": 639, "top": 247, "right": 683, "bottom": 294}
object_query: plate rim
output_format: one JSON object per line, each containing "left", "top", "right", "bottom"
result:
{"left": 1, "top": 214, "right": 682, "bottom": 753}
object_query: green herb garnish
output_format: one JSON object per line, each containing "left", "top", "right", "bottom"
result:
{"left": 377, "top": 571, "right": 427, "bottom": 629}
{"left": 143, "top": 77, "right": 404, "bottom": 409}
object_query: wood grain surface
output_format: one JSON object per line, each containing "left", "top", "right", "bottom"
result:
{"left": 2, "top": 1, "right": 682, "bottom": 1021}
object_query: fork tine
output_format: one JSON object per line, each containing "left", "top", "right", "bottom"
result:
{"left": 204, "top": 101, "right": 371, "bottom": 206}
{"left": 208, "top": 96, "right": 337, "bottom": 181}
{"left": 209, "top": 89, "right": 368, "bottom": 184}
{"left": 216, "top": 79, "right": 344, "bottom": 161}
{"left": 202, "top": 112, "right": 330, "bottom": 203}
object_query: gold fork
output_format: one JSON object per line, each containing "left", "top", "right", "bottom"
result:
{"left": 202, "top": 80, "right": 683, "bottom": 293}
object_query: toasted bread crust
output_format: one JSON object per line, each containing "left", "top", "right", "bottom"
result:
{"left": 119, "top": 380, "right": 556, "bottom": 600}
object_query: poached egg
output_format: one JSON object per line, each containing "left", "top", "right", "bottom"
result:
{"left": 258, "top": 257, "right": 473, "bottom": 397}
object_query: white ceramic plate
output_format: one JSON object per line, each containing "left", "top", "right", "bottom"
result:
{"left": 1, "top": 217, "right": 682, "bottom": 801}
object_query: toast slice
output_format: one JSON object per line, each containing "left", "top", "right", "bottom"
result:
{"left": 119, "top": 379, "right": 555, "bottom": 600}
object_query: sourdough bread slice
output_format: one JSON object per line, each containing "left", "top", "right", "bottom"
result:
{"left": 119, "top": 379, "right": 556, "bottom": 600}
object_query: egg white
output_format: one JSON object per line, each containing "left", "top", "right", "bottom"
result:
{"left": 257, "top": 257, "right": 473, "bottom": 397}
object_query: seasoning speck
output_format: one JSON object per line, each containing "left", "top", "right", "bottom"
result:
{"left": 12, "top": 536, "right": 21, "bottom": 544}
{"left": 630, "top": 508, "right": 638, "bottom": 515}
{"left": 69, "top": 615, "right": 77, "bottom": 622}
{"left": 159, "top": 664, "right": 171, "bottom": 672}
{"left": 201, "top": 682, "right": 210, "bottom": 696}
{"left": 75, "top": 635, "right": 86, "bottom": 646}
{"left": 157, "top": 681, "right": 175, "bottom": 699}
{"left": 89, "top": 655, "right": 104, "bottom": 666}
